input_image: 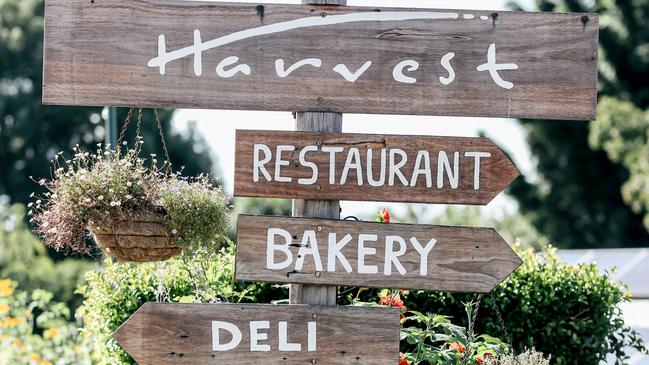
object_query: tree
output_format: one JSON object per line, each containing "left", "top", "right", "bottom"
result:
{"left": 0, "top": 0, "right": 218, "bottom": 208}
{"left": 507, "top": 0, "right": 649, "bottom": 248}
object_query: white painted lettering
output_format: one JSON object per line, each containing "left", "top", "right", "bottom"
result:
{"left": 274, "top": 145, "right": 294, "bottom": 183}
{"left": 253, "top": 144, "right": 273, "bottom": 182}
{"left": 216, "top": 56, "right": 251, "bottom": 78}
{"left": 308, "top": 322, "right": 317, "bottom": 352}
{"left": 295, "top": 230, "right": 323, "bottom": 272}
{"left": 358, "top": 234, "right": 379, "bottom": 274}
{"left": 327, "top": 233, "right": 353, "bottom": 273}
{"left": 278, "top": 321, "right": 301, "bottom": 352}
{"left": 250, "top": 321, "right": 271, "bottom": 352}
{"left": 437, "top": 151, "right": 459, "bottom": 189}
{"left": 410, "top": 237, "right": 437, "bottom": 276}
{"left": 476, "top": 43, "right": 519, "bottom": 89}
{"left": 465, "top": 151, "right": 491, "bottom": 190}
{"left": 393, "top": 60, "right": 419, "bottom": 84}
{"left": 367, "top": 148, "right": 387, "bottom": 187}
{"left": 212, "top": 321, "right": 242, "bottom": 351}
{"left": 384, "top": 236, "right": 407, "bottom": 275}
{"left": 322, "top": 146, "right": 344, "bottom": 185}
{"left": 439, "top": 52, "right": 456, "bottom": 85}
{"left": 266, "top": 228, "right": 293, "bottom": 270}
{"left": 298, "top": 146, "right": 319, "bottom": 185}
{"left": 333, "top": 61, "right": 372, "bottom": 82}
{"left": 276, "top": 58, "right": 322, "bottom": 78}
{"left": 389, "top": 149, "right": 409, "bottom": 186}
{"left": 410, "top": 150, "right": 432, "bottom": 187}
{"left": 340, "top": 148, "right": 363, "bottom": 185}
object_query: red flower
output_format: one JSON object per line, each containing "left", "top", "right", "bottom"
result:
{"left": 399, "top": 352, "right": 410, "bottom": 365}
{"left": 449, "top": 341, "right": 465, "bottom": 353}
{"left": 378, "top": 208, "right": 390, "bottom": 223}
{"left": 379, "top": 293, "right": 407, "bottom": 311}
{"left": 476, "top": 352, "right": 494, "bottom": 364}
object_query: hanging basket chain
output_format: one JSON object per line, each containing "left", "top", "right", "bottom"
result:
{"left": 135, "top": 108, "right": 143, "bottom": 141}
{"left": 153, "top": 108, "right": 172, "bottom": 170}
{"left": 490, "top": 292, "right": 515, "bottom": 355}
{"left": 116, "top": 107, "right": 135, "bottom": 147}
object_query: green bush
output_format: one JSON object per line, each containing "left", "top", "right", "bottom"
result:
{"left": 76, "top": 244, "right": 285, "bottom": 364}
{"left": 400, "top": 246, "right": 647, "bottom": 365}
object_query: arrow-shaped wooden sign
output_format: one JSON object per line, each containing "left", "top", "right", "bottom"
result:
{"left": 234, "top": 130, "right": 520, "bottom": 205}
{"left": 236, "top": 215, "right": 522, "bottom": 293}
{"left": 112, "top": 303, "right": 399, "bottom": 365}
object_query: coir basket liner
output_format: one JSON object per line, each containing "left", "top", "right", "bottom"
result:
{"left": 89, "top": 211, "right": 181, "bottom": 262}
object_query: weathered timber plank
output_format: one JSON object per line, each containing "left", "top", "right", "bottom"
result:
{"left": 235, "top": 215, "right": 522, "bottom": 293}
{"left": 112, "top": 303, "right": 399, "bottom": 365}
{"left": 234, "top": 130, "right": 520, "bottom": 205}
{"left": 43, "top": 0, "right": 598, "bottom": 120}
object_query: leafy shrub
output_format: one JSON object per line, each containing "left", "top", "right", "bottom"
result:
{"left": 76, "top": 244, "right": 286, "bottom": 364}
{"left": 400, "top": 246, "right": 647, "bottom": 364}
{"left": 30, "top": 143, "right": 229, "bottom": 256}
{"left": 0, "top": 279, "right": 91, "bottom": 365}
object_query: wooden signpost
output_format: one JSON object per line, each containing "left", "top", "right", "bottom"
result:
{"left": 43, "top": 0, "right": 598, "bottom": 120}
{"left": 234, "top": 130, "right": 520, "bottom": 205}
{"left": 42, "top": 0, "right": 598, "bottom": 363}
{"left": 236, "top": 215, "right": 522, "bottom": 293}
{"left": 113, "top": 303, "right": 399, "bottom": 365}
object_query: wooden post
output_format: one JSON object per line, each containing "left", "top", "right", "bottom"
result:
{"left": 290, "top": 0, "right": 346, "bottom": 307}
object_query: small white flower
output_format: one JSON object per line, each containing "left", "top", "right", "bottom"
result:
{"left": 85, "top": 198, "right": 91, "bottom": 202}
{"left": 98, "top": 195, "right": 104, "bottom": 200}
{"left": 126, "top": 182, "right": 132, "bottom": 187}
{"left": 125, "top": 195, "right": 132, "bottom": 200}
{"left": 28, "top": 202, "right": 33, "bottom": 208}
{"left": 171, "top": 229, "right": 178, "bottom": 235}
{"left": 110, "top": 201, "right": 116, "bottom": 207}
{"left": 36, "top": 199, "right": 42, "bottom": 204}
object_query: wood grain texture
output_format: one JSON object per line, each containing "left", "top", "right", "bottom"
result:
{"left": 289, "top": 111, "right": 342, "bottom": 306}
{"left": 234, "top": 130, "right": 520, "bottom": 204}
{"left": 236, "top": 215, "right": 522, "bottom": 293}
{"left": 43, "top": 0, "right": 598, "bottom": 120}
{"left": 113, "top": 302, "right": 399, "bottom": 365}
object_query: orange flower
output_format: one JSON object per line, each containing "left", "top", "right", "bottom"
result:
{"left": 44, "top": 328, "right": 59, "bottom": 338}
{"left": 399, "top": 352, "right": 410, "bottom": 365}
{"left": 0, "top": 280, "right": 14, "bottom": 297}
{"left": 377, "top": 208, "right": 391, "bottom": 223}
{"left": 476, "top": 352, "right": 494, "bottom": 364}
{"left": 0, "top": 303, "right": 9, "bottom": 314}
{"left": 449, "top": 341, "right": 465, "bottom": 353}
{"left": 379, "top": 293, "right": 407, "bottom": 311}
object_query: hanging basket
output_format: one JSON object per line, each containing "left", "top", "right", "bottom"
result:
{"left": 89, "top": 211, "right": 181, "bottom": 262}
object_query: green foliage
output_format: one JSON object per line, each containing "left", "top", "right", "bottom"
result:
{"left": 400, "top": 307, "right": 508, "bottom": 365}
{"left": 30, "top": 144, "right": 229, "bottom": 255}
{"left": 0, "top": 204, "right": 91, "bottom": 310}
{"left": 590, "top": 96, "right": 649, "bottom": 230}
{"left": 400, "top": 247, "right": 647, "bottom": 365}
{"left": 0, "top": 0, "right": 216, "bottom": 207}
{"left": 76, "top": 244, "right": 286, "bottom": 364}
{"left": 506, "top": 0, "right": 649, "bottom": 248}
{"left": 0, "top": 279, "right": 91, "bottom": 365}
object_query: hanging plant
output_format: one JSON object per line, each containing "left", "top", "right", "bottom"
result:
{"left": 29, "top": 109, "right": 229, "bottom": 262}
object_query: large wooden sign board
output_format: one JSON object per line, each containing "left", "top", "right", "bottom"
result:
{"left": 234, "top": 130, "right": 519, "bottom": 205}
{"left": 43, "top": 0, "right": 598, "bottom": 120}
{"left": 236, "top": 215, "right": 522, "bottom": 293}
{"left": 113, "top": 303, "right": 399, "bottom": 365}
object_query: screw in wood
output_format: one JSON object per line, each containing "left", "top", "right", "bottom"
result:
{"left": 314, "top": 271, "right": 321, "bottom": 278}
{"left": 312, "top": 313, "right": 318, "bottom": 319}
{"left": 317, "top": 226, "right": 323, "bottom": 232}
{"left": 315, "top": 184, "right": 321, "bottom": 191}
{"left": 311, "top": 358, "right": 318, "bottom": 364}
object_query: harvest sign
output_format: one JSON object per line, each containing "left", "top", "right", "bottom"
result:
{"left": 43, "top": 0, "right": 598, "bottom": 120}
{"left": 234, "top": 130, "right": 520, "bottom": 205}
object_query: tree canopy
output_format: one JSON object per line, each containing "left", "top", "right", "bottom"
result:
{"left": 508, "top": 0, "right": 649, "bottom": 248}
{"left": 0, "top": 0, "right": 217, "bottom": 207}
